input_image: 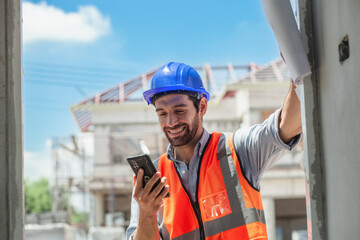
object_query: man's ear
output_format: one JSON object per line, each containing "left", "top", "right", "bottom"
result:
{"left": 199, "top": 97, "right": 207, "bottom": 117}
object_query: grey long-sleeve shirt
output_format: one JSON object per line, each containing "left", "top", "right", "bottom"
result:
{"left": 126, "top": 108, "right": 301, "bottom": 239}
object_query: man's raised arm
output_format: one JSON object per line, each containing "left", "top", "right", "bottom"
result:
{"left": 278, "top": 82, "right": 302, "bottom": 143}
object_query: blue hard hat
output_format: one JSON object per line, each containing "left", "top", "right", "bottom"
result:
{"left": 143, "top": 62, "right": 210, "bottom": 105}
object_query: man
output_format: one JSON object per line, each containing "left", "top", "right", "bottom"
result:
{"left": 126, "top": 61, "right": 302, "bottom": 240}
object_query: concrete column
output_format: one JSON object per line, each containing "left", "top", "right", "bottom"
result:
{"left": 297, "top": 1, "right": 326, "bottom": 239}
{"left": 263, "top": 197, "right": 276, "bottom": 240}
{"left": 94, "top": 125, "right": 111, "bottom": 175}
{"left": 0, "top": 0, "right": 23, "bottom": 239}
{"left": 89, "top": 193, "right": 96, "bottom": 227}
{"left": 299, "top": 1, "right": 360, "bottom": 239}
{"left": 236, "top": 89, "right": 250, "bottom": 127}
{"left": 95, "top": 193, "right": 105, "bottom": 226}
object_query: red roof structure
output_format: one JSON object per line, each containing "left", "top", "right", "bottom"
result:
{"left": 71, "top": 59, "right": 288, "bottom": 132}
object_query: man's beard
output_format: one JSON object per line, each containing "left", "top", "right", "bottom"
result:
{"left": 164, "top": 114, "right": 200, "bottom": 147}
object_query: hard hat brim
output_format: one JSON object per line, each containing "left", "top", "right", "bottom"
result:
{"left": 143, "top": 86, "right": 210, "bottom": 105}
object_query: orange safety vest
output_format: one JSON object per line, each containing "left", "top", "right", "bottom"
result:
{"left": 157, "top": 132, "right": 268, "bottom": 240}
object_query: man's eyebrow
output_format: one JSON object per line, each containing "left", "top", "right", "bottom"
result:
{"left": 155, "top": 103, "right": 188, "bottom": 112}
{"left": 174, "top": 103, "right": 187, "bottom": 108}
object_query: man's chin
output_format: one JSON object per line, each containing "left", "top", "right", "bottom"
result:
{"left": 167, "top": 136, "right": 189, "bottom": 147}
{"left": 171, "top": 142, "right": 186, "bottom": 147}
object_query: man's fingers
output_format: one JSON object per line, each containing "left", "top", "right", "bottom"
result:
{"left": 136, "top": 169, "right": 144, "bottom": 186}
{"left": 133, "top": 169, "right": 144, "bottom": 200}
{"left": 157, "top": 185, "right": 170, "bottom": 200}
{"left": 133, "top": 174, "right": 136, "bottom": 186}
{"left": 150, "top": 176, "right": 167, "bottom": 198}
{"left": 152, "top": 176, "right": 169, "bottom": 200}
{"left": 132, "top": 170, "right": 168, "bottom": 214}
{"left": 143, "top": 172, "right": 161, "bottom": 193}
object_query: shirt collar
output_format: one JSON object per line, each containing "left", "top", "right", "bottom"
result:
{"left": 167, "top": 128, "right": 210, "bottom": 162}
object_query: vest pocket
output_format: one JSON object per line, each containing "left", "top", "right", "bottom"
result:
{"left": 200, "top": 190, "right": 232, "bottom": 221}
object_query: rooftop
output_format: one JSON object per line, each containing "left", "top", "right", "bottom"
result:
{"left": 70, "top": 58, "right": 289, "bottom": 132}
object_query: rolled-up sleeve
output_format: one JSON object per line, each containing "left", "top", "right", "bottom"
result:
{"left": 233, "top": 108, "right": 301, "bottom": 190}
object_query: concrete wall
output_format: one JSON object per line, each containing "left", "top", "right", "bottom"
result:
{"left": 314, "top": 1, "right": 360, "bottom": 239}
{"left": 0, "top": 0, "right": 23, "bottom": 239}
{"left": 301, "top": 0, "right": 360, "bottom": 239}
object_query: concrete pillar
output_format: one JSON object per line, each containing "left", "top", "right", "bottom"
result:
{"left": 94, "top": 192, "right": 105, "bottom": 226}
{"left": 298, "top": 1, "right": 360, "bottom": 239}
{"left": 0, "top": 0, "right": 23, "bottom": 239}
{"left": 94, "top": 125, "right": 111, "bottom": 175}
{"left": 297, "top": 1, "right": 326, "bottom": 239}
{"left": 263, "top": 197, "right": 276, "bottom": 240}
{"left": 89, "top": 193, "right": 96, "bottom": 227}
{"left": 236, "top": 89, "right": 250, "bottom": 127}
{"left": 300, "top": 0, "right": 360, "bottom": 239}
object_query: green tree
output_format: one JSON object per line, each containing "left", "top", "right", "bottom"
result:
{"left": 71, "top": 207, "right": 89, "bottom": 226}
{"left": 25, "top": 178, "right": 52, "bottom": 214}
{"left": 25, "top": 178, "right": 88, "bottom": 227}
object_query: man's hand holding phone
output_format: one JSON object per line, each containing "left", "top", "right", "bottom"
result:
{"left": 127, "top": 154, "right": 170, "bottom": 218}
{"left": 128, "top": 154, "right": 170, "bottom": 240}
{"left": 133, "top": 169, "right": 169, "bottom": 217}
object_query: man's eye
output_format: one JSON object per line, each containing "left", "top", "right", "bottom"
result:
{"left": 176, "top": 110, "right": 184, "bottom": 114}
{"left": 158, "top": 113, "right": 166, "bottom": 117}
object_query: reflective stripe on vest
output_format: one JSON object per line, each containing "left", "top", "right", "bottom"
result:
{"left": 159, "top": 132, "right": 267, "bottom": 240}
{"left": 172, "top": 229, "right": 201, "bottom": 240}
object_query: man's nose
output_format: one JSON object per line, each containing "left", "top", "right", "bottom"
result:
{"left": 167, "top": 113, "right": 178, "bottom": 127}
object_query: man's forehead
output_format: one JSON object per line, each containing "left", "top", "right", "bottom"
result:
{"left": 154, "top": 94, "right": 192, "bottom": 108}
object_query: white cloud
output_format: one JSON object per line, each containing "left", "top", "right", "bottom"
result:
{"left": 22, "top": 1, "right": 111, "bottom": 44}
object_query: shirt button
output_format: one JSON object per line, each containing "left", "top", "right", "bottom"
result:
{"left": 182, "top": 170, "right": 186, "bottom": 175}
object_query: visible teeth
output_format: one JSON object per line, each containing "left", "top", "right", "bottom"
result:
{"left": 169, "top": 127, "right": 185, "bottom": 134}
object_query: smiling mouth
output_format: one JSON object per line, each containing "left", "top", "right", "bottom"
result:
{"left": 167, "top": 126, "right": 186, "bottom": 134}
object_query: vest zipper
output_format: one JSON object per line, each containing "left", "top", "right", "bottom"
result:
{"left": 173, "top": 166, "right": 205, "bottom": 240}
{"left": 172, "top": 134, "right": 212, "bottom": 240}
{"left": 194, "top": 200, "right": 205, "bottom": 240}
{"left": 194, "top": 134, "right": 212, "bottom": 240}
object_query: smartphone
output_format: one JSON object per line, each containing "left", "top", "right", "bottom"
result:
{"left": 127, "top": 154, "right": 169, "bottom": 198}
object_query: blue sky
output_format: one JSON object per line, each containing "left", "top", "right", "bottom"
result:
{"left": 23, "top": 0, "right": 280, "bottom": 178}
